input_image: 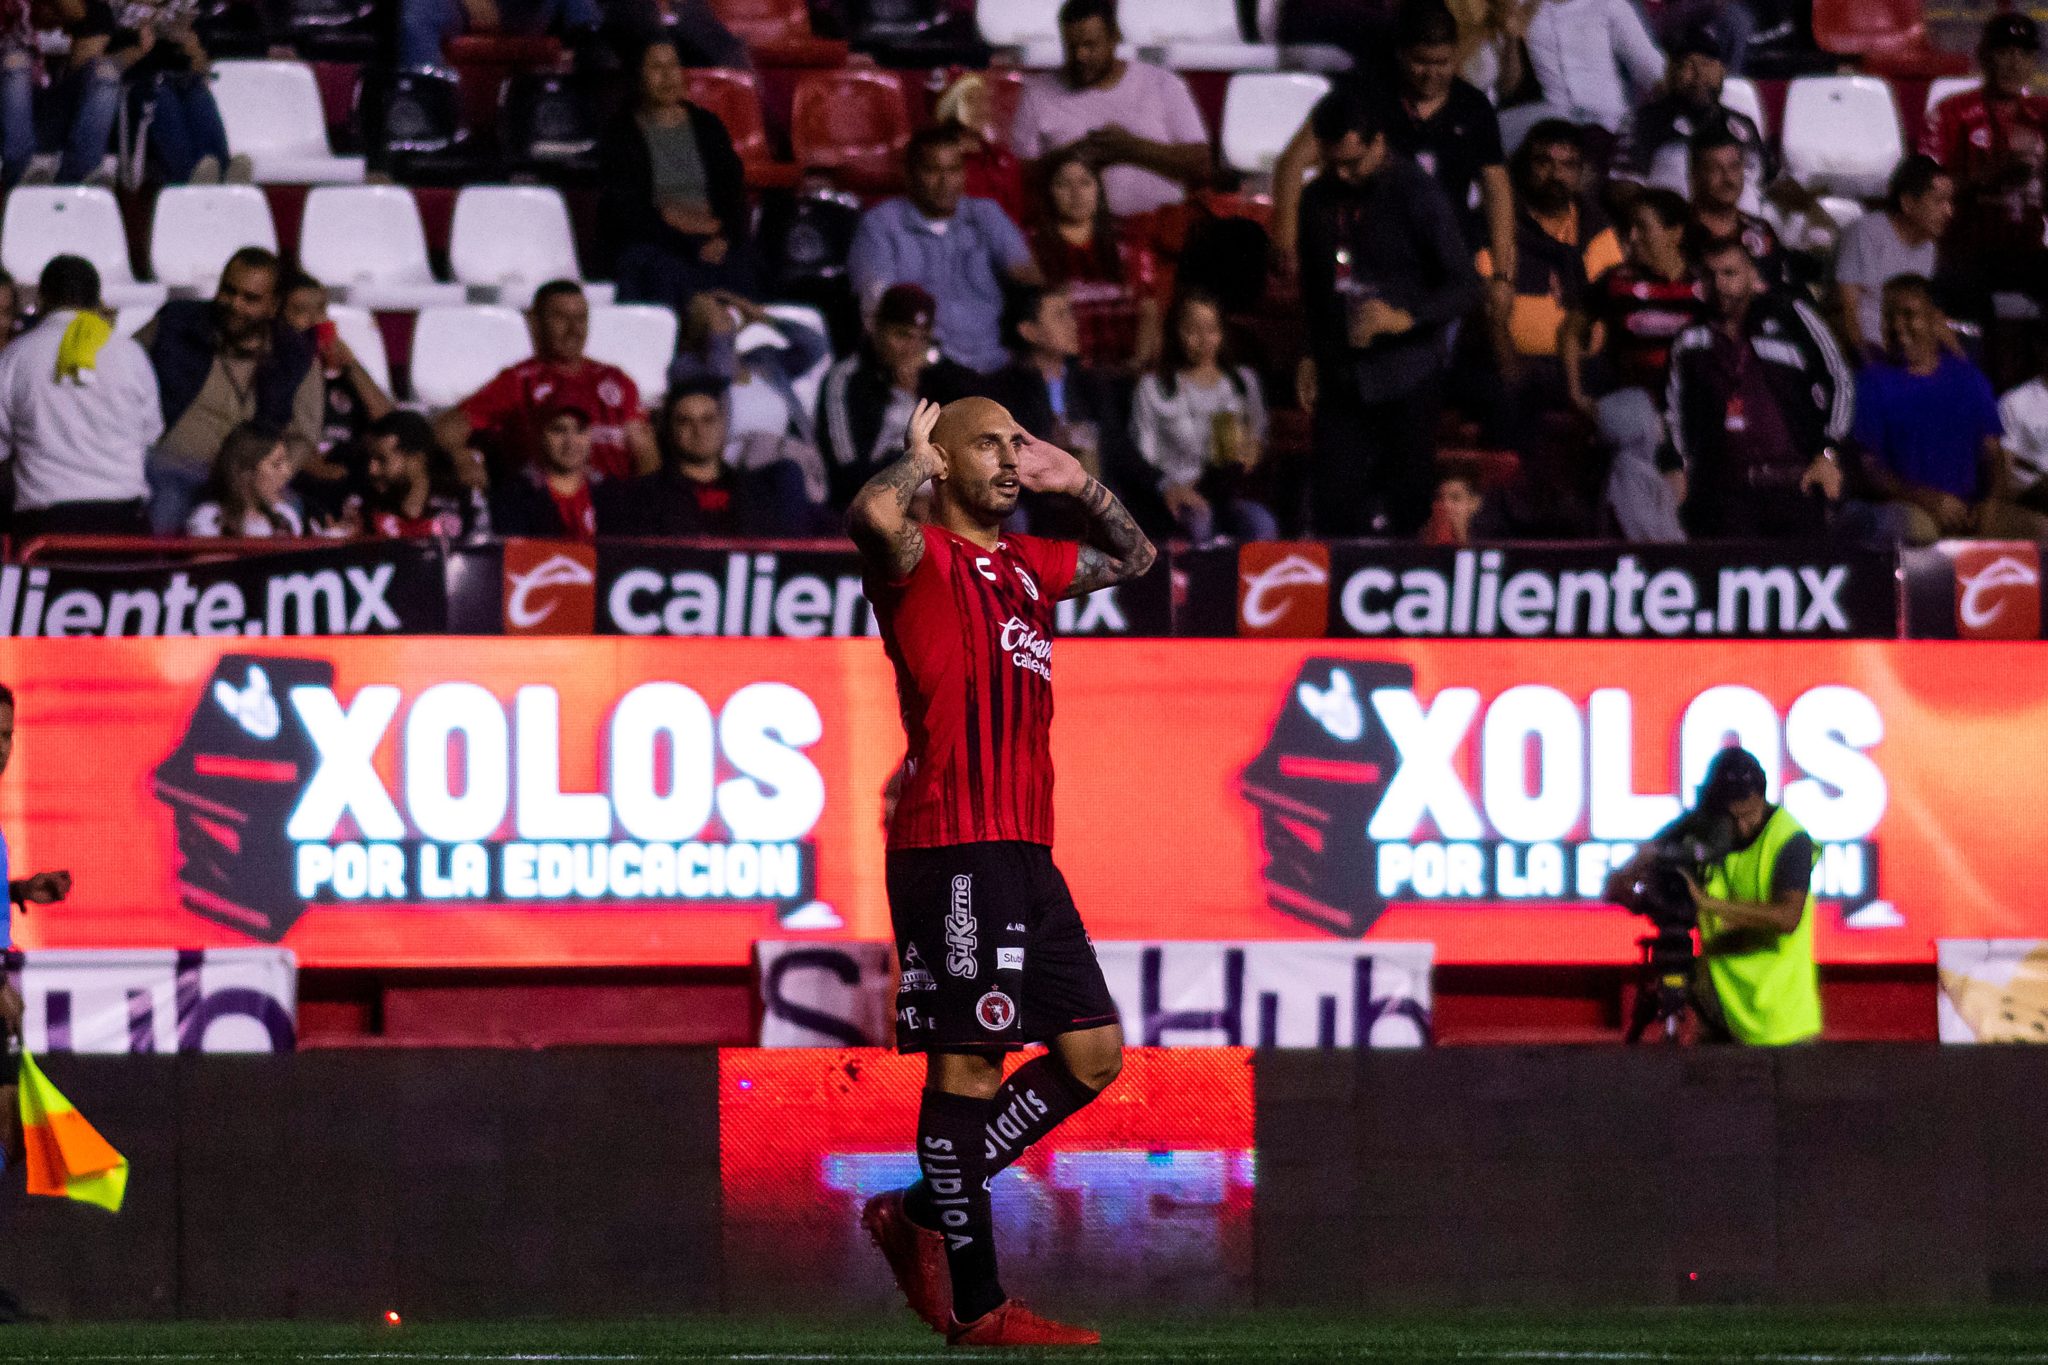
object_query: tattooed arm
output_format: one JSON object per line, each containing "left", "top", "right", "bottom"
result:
{"left": 1017, "top": 435, "right": 1158, "bottom": 598}
{"left": 846, "top": 398, "right": 945, "bottom": 581}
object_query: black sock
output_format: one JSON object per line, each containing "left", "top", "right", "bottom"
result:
{"left": 905, "top": 1056, "right": 1102, "bottom": 1225}
{"left": 915, "top": 1087, "right": 1005, "bottom": 1323}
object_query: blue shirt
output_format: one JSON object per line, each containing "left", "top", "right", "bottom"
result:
{"left": 0, "top": 828, "right": 13, "bottom": 951}
{"left": 1853, "top": 353, "right": 2002, "bottom": 500}
{"left": 847, "top": 196, "right": 1033, "bottom": 374}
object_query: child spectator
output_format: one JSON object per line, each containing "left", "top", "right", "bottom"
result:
{"left": 185, "top": 422, "right": 302, "bottom": 537}
{"left": 1131, "top": 289, "right": 1276, "bottom": 543}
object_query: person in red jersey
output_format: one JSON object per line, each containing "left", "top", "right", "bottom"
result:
{"left": 849, "top": 395, "right": 1155, "bottom": 1348}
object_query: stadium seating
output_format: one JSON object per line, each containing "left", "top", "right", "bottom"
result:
{"left": 586, "top": 304, "right": 679, "bottom": 407}
{"left": 1, "top": 187, "right": 168, "bottom": 312}
{"left": 149, "top": 186, "right": 280, "bottom": 297}
{"left": 682, "top": 68, "right": 796, "bottom": 188}
{"left": 789, "top": 68, "right": 914, "bottom": 191}
{"left": 1121, "top": 0, "right": 1279, "bottom": 70}
{"left": 1780, "top": 75, "right": 1905, "bottom": 200}
{"left": 761, "top": 302, "right": 833, "bottom": 420}
{"left": 1220, "top": 72, "right": 1330, "bottom": 175}
{"left": 410, "top": 304, "right": 532, "bottom": 408}
{"left": 211, "top": 59, "right": 367, "bottom": 183}
{"left": 1721, "top": 77, "right": 1768, "bottom": 139}
{"left": 1926, "top": 75, "right": 1980, "bottom": 117}
{"left": 1811, "top": 0, "right": 1968, "bottom": 77}
{"left": 327, "top": 302, "right": 393, "bottom": 397}
{"left": 298, "top": 185, "right": 467, "bottom": 310}
{"left": 447, "top": 185, "right": 615, "bottom": 307}
{"left": 708, "top": 0, "right": 850, "bottom": 67}
{"left": 498, "top": 71, "right": 599, "bottom": 174}
{"left": 974, "top": 0, "right": 1067, "bottom": 68}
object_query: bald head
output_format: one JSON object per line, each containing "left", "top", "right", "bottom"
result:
{"left": 931, "top": 397, "right": 1018, "bottom": 456}
{"left": 928, "top": 397, "right": 1025, "bottom": 527}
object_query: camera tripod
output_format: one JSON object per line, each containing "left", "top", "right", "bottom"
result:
{"left": 1624, "top": 928, "right": 1697, "bottom": 1044}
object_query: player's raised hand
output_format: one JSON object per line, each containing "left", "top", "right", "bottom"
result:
{"left": 905, "top": 398, "right": 946, "bottom": 476}
{"left": 1017, "top": 434, "right": 1090, "bottom": 496}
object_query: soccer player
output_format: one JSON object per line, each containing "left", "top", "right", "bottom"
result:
{"left": 849, "top": 397, "right": 1155, "bottom": 1346}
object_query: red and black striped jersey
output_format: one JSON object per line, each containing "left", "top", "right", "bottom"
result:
{"left": 868, "top": 524, "right": 1080, "bottom": 850}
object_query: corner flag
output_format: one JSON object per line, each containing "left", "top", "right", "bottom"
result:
{"left": 17, "top": 1053, "right": 126, "bottom": 1212}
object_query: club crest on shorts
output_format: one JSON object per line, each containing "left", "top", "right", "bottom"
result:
{"left": 945, "top": 874, "right": 978, "bottom": 978}
{"left": 975, "top": 990, "right": 1016, "bottom": 1031}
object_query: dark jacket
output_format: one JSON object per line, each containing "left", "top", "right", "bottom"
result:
{"left": 1618, "top": 96, "right": 1774, "bottom": 182}
{"left": 490, "top": 471, "right": 601, "bottom": 538}
{"left": 595, "top": 102, "right": 749, "bottom": 274}
{"left": 1665, "top": 292, "right": 1854, "bottom": 530}
{"left": 1509, "top": 198, "right": 1614, "bottom": 317}
{"left": 147, "top": 299, "right": 315, "bottom": 434}
{"left": 1297, "top": 156, "right": 1483, "bottom": 404}
{"left": 598, "top": 460, "right": 832, "bottom": 538}
{"left": 817, "top": 348, "right": 981, "bottom": 509}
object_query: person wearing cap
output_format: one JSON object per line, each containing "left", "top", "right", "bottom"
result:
{"left": 848, "top": 126, "right": 1044, "bottom": 375}
{"left": 487, "top": 398, "right": 606, "bottom": 541}
{"left": 1616, "top": 19, "right": 1771, "bottom": 205}
{"left": 818, "top": 282, "right": 982, "bottom": 510}
{"left": 435, "top": 279, "right": 661, "bottom": 488}
{"left": 1922, "top": 14, "right": 2048, "bottom": 323}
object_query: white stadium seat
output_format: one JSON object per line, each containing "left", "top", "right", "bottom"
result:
{"left": 149, "top": 185, "right": 278, "bottom": 296}
{"left": 1221, "top": 72, "right": 1330, "bottom": 175}
{"left": 298, "top": 185, "right": 465, "bottom": 311}
{"left": 326, "top": 303, "right": 392, "bottom": 399}
{"left": 761, "top": 302, "right": 832, "bottom": 424}
{"left": 975, "top": 0, "right": 1066, "bottom": 68}
{"left": 409, "top": 305, "right": 532, "bottom": 409}
{"left": 1781, "top": 75, "right": 1903, "bottom": 200}
{"left": 210, "top": 60, "right": 366, "bottom": 184}
{"left": 1926, "top": 75, "right": 1979, "bottom": 117}
{"left": 1120, "top": 0, "right": 1279, "bottom": 69}
{"left": 447, "top": 186, "right": 614, "bottom": 308}
{"left": 2, "top": 187, "right": 167, "bottom": 312}
{"left": 585, "top": 304, "right": 678, "bottom": 408}
{"left": 1721, "top": 76, "right": 1767, "bottom": 138}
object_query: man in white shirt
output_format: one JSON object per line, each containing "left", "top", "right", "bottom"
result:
{"left": 0, "top": 256, "right": 163, "bottom": 541}
{"left": 1010, "top": 0, "right": 1214, "bottom": 219}
{"left": 1998, "top": 363, "right": 2048, "bottom": 510}
{"left": 1522, "top": 0, "right": 1667, "bottom": 136}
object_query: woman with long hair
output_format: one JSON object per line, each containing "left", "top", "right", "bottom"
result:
{"left": 1130, "top": 288, "right": 1276, "bottom": 544}
{"left": 186, "top": 423, "right": 303, "bottom": 537}
{"left": 1028, "top": 148, "right": 1163, "bottom": 372}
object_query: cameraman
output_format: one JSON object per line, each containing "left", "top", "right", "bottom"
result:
{"left": 1665, "top": 748, "right": 1823, "bottom": 1045}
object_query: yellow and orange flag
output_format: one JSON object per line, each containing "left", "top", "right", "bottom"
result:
{"left": 16, "top": 1053, "right": 127, "bottom": 1212}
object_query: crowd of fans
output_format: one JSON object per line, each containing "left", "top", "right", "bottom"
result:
{"left": 0, "top": 0, "right": 2040, "bottom": 550}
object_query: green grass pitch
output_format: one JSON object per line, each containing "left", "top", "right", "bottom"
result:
{"left": 0, "top": 1309, "right": 2044, "bottom": 1363}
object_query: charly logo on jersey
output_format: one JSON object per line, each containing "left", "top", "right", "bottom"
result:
{"left": 945, "top": 874, "right": 978, "bottom": 978}
{"left": 1241, "top": 656, "right": 1897, "bottom": 940}
{"left": 999, "top": 616, "right": 1053, "bottom": 681}
{"left": 152, "top": 654, "right": 829, "bottom": 943}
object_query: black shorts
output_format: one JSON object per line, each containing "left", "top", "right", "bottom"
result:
{"left": 886, "top": 841, "right": 1118, "bottom": 1054}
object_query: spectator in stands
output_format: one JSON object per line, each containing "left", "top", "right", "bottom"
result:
{"left": 1560, "top": 187, "right": 1703, "bottom": 539}
{"left": 848, "top": 127, "right": 1041, "bottom": 375}
{"left": 1297, "top": 90, "right": 1480, "bottom": 536}
{"left": 1421, "top": 458, "right": 1484, "bottom": 544}
{"left": 487, "top": 400, "right": 603, "bottom": 539}
{"left": 186, "top": 422, "right": 303, "bottom": 537}
{"left": 341, "top": 410, "right": 489, "bottom": 540}
{"left": 280, "top": 271, "right": 394, "bottom": 520}
{"left": 602, "top": 378, "right": 830, "bottom": 537}
{"left": 436, "top": 279, "right": 659, "bottom": 484}
{"left": 1519, "top": 0, "right": 1665, "bottom": 142}
{"left": 1009, "top": 0, "right": 1213, "bottom": 220}
{"left": 1833, "top": 157, "right": 1954, "bottom": 362}
{"left": 24, "top": 4, "right": 123, "bottom": 187}
{"left": 1133, "top": 288, "right": 1276, "bottom": 544}
{"left": 140, "top": 246, "right": 321, "bottom": 536}
{"left": 82, "top": 0, "right": 244, "bottom": 185}
{"left": 598, "top": 0, "right": 747, "bottom": 70}
{"left": 818, "top": 283, "right": 979, "bottom": 509}
{"left": 1481, "top": 120, "right": 1620, "bottom": 400}
{"left": 1616, "top": 20, "right": 1768, "bottom": 203}
{"left": 1923, "top": 14, "right": 2048, "bottom": 326}
{"left": 1999, "top": 345, "right": 2048, "bottom": 514}
{"left": 1447, "top": 0, "right": 1527, "bottom": 105}
{"left": 1855, "top": 275, "right": 2041, "bottom": 545}
{"left": 1664, "top": 236, "right": 1852, "bottom": 541}
{"left": 934, "top": 73, "right": 1027, "bottom": 228}
{"left": 1028, "top": 148, "right": 1162, "bottom": 372}
{"left": 1684, "top": 127, "right": 1784, "bottom": 286}
{"left": 0, "top": 254, "right": 158, "bottom": 538}
{"left": 399, "top": 0, "right": 601, "bottom": 69}
{"left": 597, "top": 37, "right": 754, "bottom": 316}
{"left": 670, "top": 290, "right": 830, "bottom": 445}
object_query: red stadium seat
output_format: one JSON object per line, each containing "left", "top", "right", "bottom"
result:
{"left": 707, "top": 0, "right": 850, "bottom": 67}
{"left": 1810, "top": 0, "right": 1968, "bottom": 77}
{"left": 684, "top": 68, "right": 799, "bottom": 188}
{"left": 790, "top": 68, "right": 913, "bottom": 193}
{"left": 984, "top": 65, "right": 1025, "bottom": 152}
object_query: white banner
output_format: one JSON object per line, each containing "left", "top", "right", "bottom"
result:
{"left": 754, "top": 940, "right": 1433, "bottom": 1048}
{"left": 14, "top": 948, "right": 297, "bottom": 1053}
{"left": 1937, "top": 939, "right": 2048, "bottom": 1043}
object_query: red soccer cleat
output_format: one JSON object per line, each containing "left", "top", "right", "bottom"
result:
{"left": 947, "top": 1300, "right": 1102, "bottom": 1347}
{"left": 861, "top": 1188, "right": 950, "bottom": 1333}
